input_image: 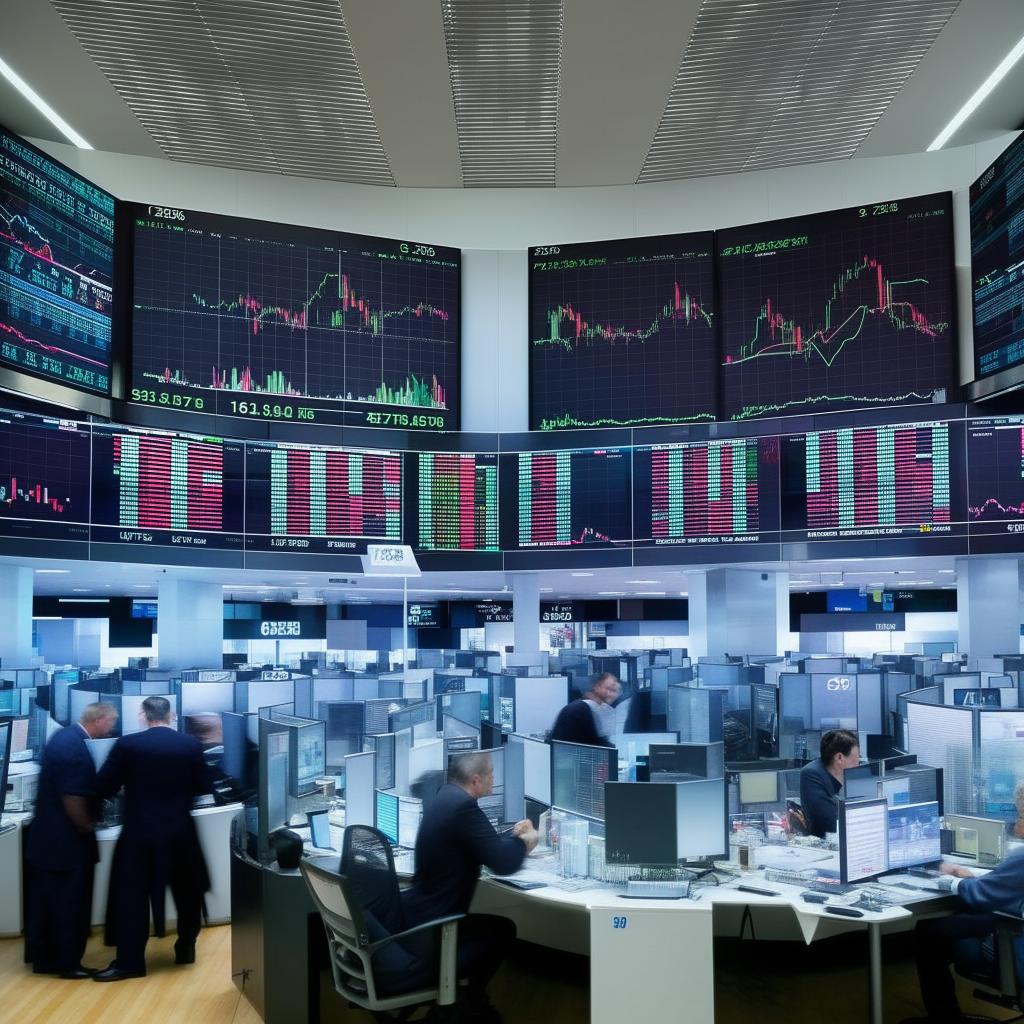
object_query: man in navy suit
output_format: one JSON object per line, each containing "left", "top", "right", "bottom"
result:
{"left": 24, "top": 701, "right": 118, "bottom": 978}
{"left": 92, "top": 696, "right": 213, "bottom": 981}
{"left": 901, "top": 844, "right": 1024, "bottom": 1023}
{"left": 549, "top": 673, "right": 621, "bottom": 747}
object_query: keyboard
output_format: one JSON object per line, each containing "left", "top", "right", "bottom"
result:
{"left": 763, "top": 868, "right": 816, "bottom": 887}
{"left": 806, "top": 878, "right": 854, "bottom": 895}
{"left": 550, "top": 877, "right": 596, "bottom": 892}
{"left": 624, "top": 879, "right": 691, "bottom": 899}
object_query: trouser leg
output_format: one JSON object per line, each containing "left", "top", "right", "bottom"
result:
{"left": 914, "top": 913, "right": 998, "bottom": 1022}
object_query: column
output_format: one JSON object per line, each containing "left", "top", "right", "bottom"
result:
{"left": 687, "top": 568, "right": 788, "bottom": 659}
{"left": 157, "top": 577, "right": 223, "bottom": 671}
{"left": 0, "top": 565, "right": 33, "bottom": 666}
{"left": 956, "top": 557, "right": 1023, "bottom": 658}
{"left": 511, "top": 574, "right": 541, "bottom": 659}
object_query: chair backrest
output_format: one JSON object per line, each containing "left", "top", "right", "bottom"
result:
{"left": 341, "top": 824, "right": 405, "bottom": 934}
{"left": 300, "top": 858, "right": 367, "bottom": 947}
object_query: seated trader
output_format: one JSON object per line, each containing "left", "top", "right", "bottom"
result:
{"left": 798, "top": 729, "right": 860, "bottom": 837}
{"left": 404, "top": 751, "right": 539, "bottom": 1023}
{"left": 549, "top": 672, "right": 621, "bottom": 747}
{"left": 25, "top": 701, "right": 118, "bottom": 979}
{"left": 902, "top": 847, "right": 1024, "bottom": 1024}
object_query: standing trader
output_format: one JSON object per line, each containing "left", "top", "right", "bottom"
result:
{"left": 404, "top": 751, "right": 539, "bottom": 1023}
{"left": 798, "top": 729, "right": 860, "bottom": 837}
{"left": 93, "top": 696, "right": 213, "bottom": 981}
{"left": 549, "top": 672, "right": 621, "bottom": 746}
{"left": 25, "top": 701, "right": 118, "bottom": 978}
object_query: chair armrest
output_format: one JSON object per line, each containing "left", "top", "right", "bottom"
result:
{"left": 993, "top": 912, "right": 1024, "bottom": 934}
{"left": 992, "top": 912, "right": 1024, "bottom": 995}
{"left": 365, "top": 913, "right": 467, "bottom": 953}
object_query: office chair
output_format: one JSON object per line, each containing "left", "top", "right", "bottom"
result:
{"left": 300, "top": 855, "right": 464, "bottom": 1023}
{"left": 955, "top": 912, "right": 1024, "bottom": 1022}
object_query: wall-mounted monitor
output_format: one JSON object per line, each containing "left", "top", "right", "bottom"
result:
{"left": 969, "top": 131, "right": 1024, "bottom": 380}
{"left": 528, "top": 231, "right": 717, "bottom": 431}
{"left": 0, "top": 126, "right": 114, "bottom": 401}
{"left": 129, "top": 205, "right": 461, "bottom": 430}
{"left": 718, "top": 193, "right": 955, "bottom": 421}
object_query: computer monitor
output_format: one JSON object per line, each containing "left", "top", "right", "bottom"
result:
{"left": 839, "top": 798, "right": 889, "bottom": 883}
{"left": 953, "top": 688, "right": 1001, "bottom": 707}
{"left": 880, "top": 773, "right": 911, "bottom": 807}
{"left": 435, "top": 691, "right": 482, "bottom": 731}
{"left": 8, "top": 716, "right": 28, "bottom": 756}
{"left": 677, "top": 776, "right": 728, "bottom": 861}
{"left": 844, "top": 763, "right": 880, "bottom": 801}
{"left": 738, "top": 770, "right": 780, "bottom": 805}
{"left": 887, "top": 801, "right": 941, "bottom": 871}
{"left": 510, "top": 734, "right": 551, "bottom": 805}
{"left": 375, "top": 789, "right": 400, "bottom": 845}
{"left": 648, "top": 742, "right": 725, "bottom": 780}
{"left": 343, "top": 751, "right": 375, "bottom": 827}
{"left": 604, "top": 781, "right": 679, "bottom": 867}
{"left": 550, "top": 740, "right": 618, "bottom": 821}
{"left": 307, "top": 809, "right": 332, "bottom": 850}
{"left": 944, "top": 813, "right": 1005, "bottom": 862}
{"left": 481, "top": 720, "right": 505, "bottom": 750}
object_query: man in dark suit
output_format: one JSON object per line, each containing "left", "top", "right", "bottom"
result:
{"left": 24, "top": 701, "right": 118, "bottom": 978}
{"left": 549, "top": 672, "right": 620, "bottom": 747}
{"left": 92, "top": 696, "right": 213, "bottom": 981}
{"left": 798, "top": 728, "right": 860, "bottom": 837}
{"left": 404, "top": 751, "right": 538, "bottom": 1023}
{"left": 901, "top": 849, "right": 1024, "bottom": 1024}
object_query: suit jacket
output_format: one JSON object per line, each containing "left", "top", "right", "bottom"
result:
{"left": 25, "top": 724, "right": 99, "bottom": 871}
{"left": 955, "top": 849, "right": 1024, "bottom": 980}
{"left": 403, "top": 783, "right": 526, "bottom": 926}
{"left": 549, "top": 700, "right": 613, "bottom": 747}
{"left": 96, "top": 726, "right": 213, "bottom": 938}
{"left": 798, "top": 758, "right": 842, "bottom": 837}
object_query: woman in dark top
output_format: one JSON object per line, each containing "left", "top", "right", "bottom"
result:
{"left": 798, "top": 729, "right": 860, "bottom": 837}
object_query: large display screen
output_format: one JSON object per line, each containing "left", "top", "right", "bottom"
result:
{"left": 90, "top": 424, "right": 244, "bottom": 556}
{"left": 0, "top": 408, "right": 90, "bottom": 555}
{"left": 719, "top": 193, "right": 955, "bottom": 421}
{"left": 967, "top": 417, "right": 1024, "bottom": 553}
{"left": 407, "top": 451, "right": 499, "bottom": 554}
{"left": 500, "top": 445, "right": 632, "bottom": 567}
{"left": 0, "top": 126, "right": 114, "bottom": 396}
{"left": 970, "top": 132, "right": 1024, "bottom": 378}
{"left": 244, "top": 441, "right": 401, "bottom": 557}
{"left": 528, "top": 232, "right": 717, "bottom": 430}
{"left": 129, "top": 207, "right": 460, "bottom": 429}
{"left": 781, "top": 420, "right": 966, "bottom": 553}
{"left": 633, "top": 435, "right": 781, "bottom": 563}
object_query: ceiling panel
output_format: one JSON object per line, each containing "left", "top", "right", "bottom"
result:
{"left": 639, "top": 0, "right": 961, "bottom": 183}
{"left": 50, "top": 0, "right": 394, "bottom": 185}
{"left": 442, "top": 0, "right": 564, "bottom": 187}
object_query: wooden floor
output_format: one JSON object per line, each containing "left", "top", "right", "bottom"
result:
{"left": 0, "top": 926, "right": 1016, "bottom": 1024}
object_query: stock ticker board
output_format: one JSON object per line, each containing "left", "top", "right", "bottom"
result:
{"left": 970, "top": 132, "right": 1024, "bottom": 379}
{"left": 0, "top": 408, "right": 91, "bottom": 552}
{"left": 529, "top": 233, "right": 717, "bottom": 430}
{"left": 409, "top": 451, "right": 499, "bottom": 553}
{"left": 129, "top": 207, "right": 460, "bottom": 430}
{"left": 718, "top": 194, "right": 956, "bottom": 421}
{"left": 0, "top": 126, "right": 114, "bottom": 396}
{"left": 967, "top": 417, "right": 1024, "bottom": 553}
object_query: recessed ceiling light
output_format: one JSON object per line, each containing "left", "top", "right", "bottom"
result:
{"left": 598, "top": 591, "right": 626, "bottom": 596}
{"left": 0, "top": 57, "right": 93, "bottom": 148}
{"left": 928, "top": 32, "right": 1024, "bottom": 151}
{"left": 540, "top": 587, "right": 553, "bottom": 593}
{"left": 34, "top": 568, "right": 70, "bottom": 574}
{"left": 939, "top": 570, "right": 955, "bottom": 575}
{"left": 627, "top": 580, "right": 659, "bottom": 585}
{"left": 571, "top": 572, "right": 594, "bottom": 577}
{"left": 634, "top": 591, "right": 666, "bottom": 596}
{"left": 72, "top": 588, "right": 90, "bottom": 593}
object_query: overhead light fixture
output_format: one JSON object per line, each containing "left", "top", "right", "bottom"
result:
{"left": 598, "top": 591, "right": 626, "bottom": 596}
{"left": 928, "top": 32, "right": 1024, "bottom": 151}
{"left": 571, "top": 572, "right": 594, "bottom": 578}
{"left": 939, "top": 570, "right": 956, "bottom": 575}
{"left": 34, "top": 568, "right": 70, "bottom": 574}
{"left": 0, "top": 57, "right": 93, "bottom": 149}
{"left": 627, "top": 580, "right": 659, "bottom": 585}
{"left": 634, "top": 591, "right": 666, "bottom": 596}
{"left": 59, "top": 597, "right": 108, "bottom": 603}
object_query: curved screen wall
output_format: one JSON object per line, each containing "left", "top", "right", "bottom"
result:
{"left": 0, "top": 401, "right": 1020, "bottom": 573}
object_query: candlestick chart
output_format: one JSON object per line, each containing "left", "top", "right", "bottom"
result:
{"left": 719, "top": 194, "right": 955, "bottom": 421}
{"left": 131, "top": 208, "right": 460, "bottom": 429}
{"left": 0, "top": 411, "right": 90, "bottom": 546}
{"left": 0, "top": 127, "right": 114, "bottom": 396}
{"left": 529, "top": 233, "right": 716, "bottom": 430}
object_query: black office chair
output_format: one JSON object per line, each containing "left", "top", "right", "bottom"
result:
{"left": 300, "top": 852, "right": 465, "bottom": 1023}
{"left": 956, "top": 911, "right": 1024, "bottom": 1022}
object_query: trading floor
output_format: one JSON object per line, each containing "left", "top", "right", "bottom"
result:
{"left": 5, "top": 4, "right": 1024, "bottom": 1024}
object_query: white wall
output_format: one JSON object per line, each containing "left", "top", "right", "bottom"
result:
{"left": 33, "top": 133, "right": 1018, "bottom": 434}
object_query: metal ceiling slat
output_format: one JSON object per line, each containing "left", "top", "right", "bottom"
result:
{"left": 639, "top": 0, "right": 962, "bottom": 183}
{"left": 50, "top": 0, "right": 394, "bottom": 185}
{"left": 442, "top": 0, "right": 564, "bottom": 188}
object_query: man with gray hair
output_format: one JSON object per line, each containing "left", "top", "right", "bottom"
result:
{"left": 93, "top": 695, "right": 213, "bottom": 981}
{"left": 403, "top": 750, "right": 538, "bottom": 1023}
{"left": 25, "top": 701, "right": 118, "bottom": 978}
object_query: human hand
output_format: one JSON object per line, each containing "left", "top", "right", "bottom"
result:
{"left": 518, "top": 826, "right": 540, "bottom": 853}
{"left": 939, "top": 863, "right": 974, "bottom": 880}
{"left": 512, "top": 819, "right": 533, "bottom": 837}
